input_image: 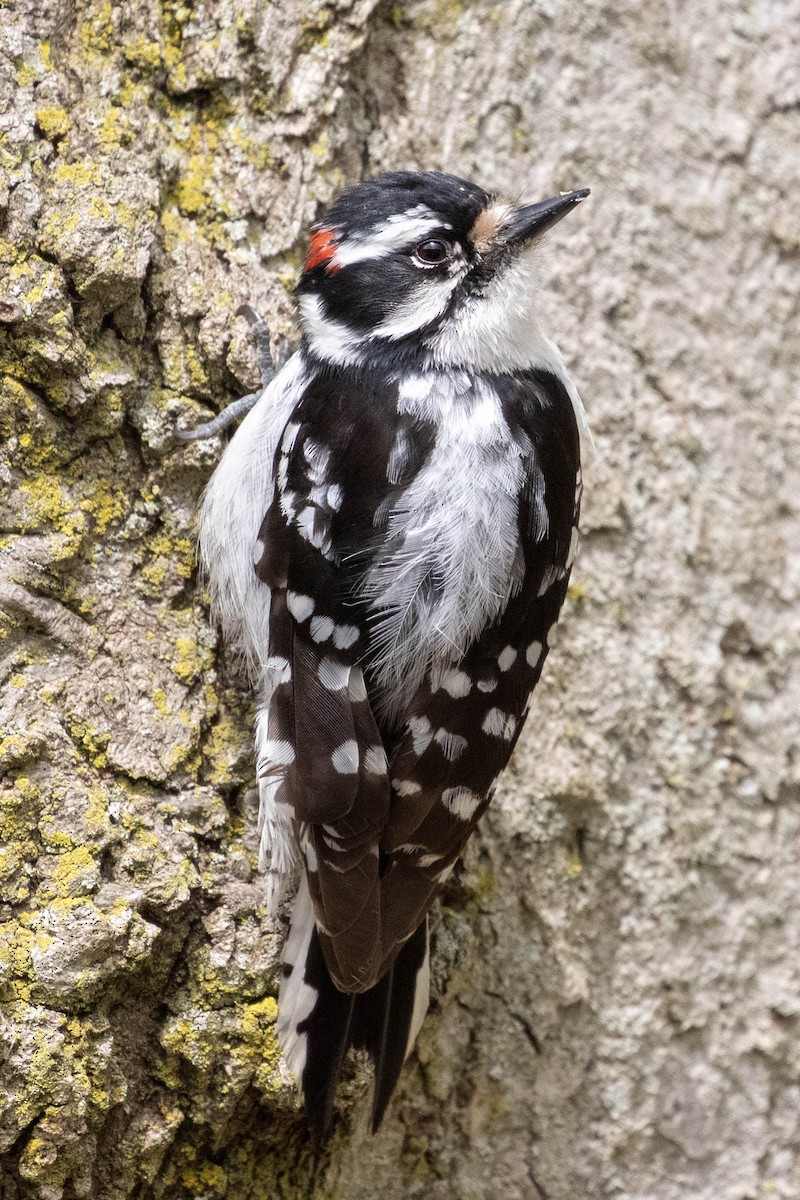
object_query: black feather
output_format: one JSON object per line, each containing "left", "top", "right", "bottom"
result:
{"left": 299, "top": 928, "right": 356, "bottom": 1144}
{"left": 362, "top": 918, "right": 429, "bottom": 1132}
{"left": 299, "top": 918, "right": 429, "bottom": 1140}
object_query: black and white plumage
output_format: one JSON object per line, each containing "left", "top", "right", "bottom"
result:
{"left": 198, "top": 171, "right": 589, "bottom": 1138}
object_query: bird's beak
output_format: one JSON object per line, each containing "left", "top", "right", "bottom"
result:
{"left": 499, "top": 188, "right": 590, "bottom": 248}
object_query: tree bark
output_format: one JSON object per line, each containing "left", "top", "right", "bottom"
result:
{"left": 1, "top": 0, "right": 799, "bottom": 1197}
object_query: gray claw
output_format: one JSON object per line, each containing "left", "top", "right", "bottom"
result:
{"left": 275, "top": 340, "right": 293, "bottom": 371}
{"left": 173, "top": 392, "right": 261, "bottom": 441}
{"left": 236, "top": 303, "right": 276, "bottom": 389}
{"left": 173, "top": 306, "right": 293, "bottom": 442}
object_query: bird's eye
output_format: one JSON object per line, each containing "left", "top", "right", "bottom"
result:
{"left": 413, "top": 238, "right": 451, "bottom": 266}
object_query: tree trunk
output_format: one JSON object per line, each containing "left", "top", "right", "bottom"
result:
{"left": 1, "top": 0, "right": 798, "bottom": 1197}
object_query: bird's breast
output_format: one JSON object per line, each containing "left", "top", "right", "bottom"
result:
{"left": 361, "top": 372, "right": 527, "bottom": 722}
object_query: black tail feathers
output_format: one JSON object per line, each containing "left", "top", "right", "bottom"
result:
{"left": 352, "top": 917, "right": 429, "bottom": 1133}
{"left": 277, "top": 880, "right": 430, "bottom": 1142}
{"left": 296, "top": 929, "right": 356, "bottom": 1142}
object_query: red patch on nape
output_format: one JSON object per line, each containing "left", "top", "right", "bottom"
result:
{"left": 305, "top": 227, "right": 340, "bottom": 274}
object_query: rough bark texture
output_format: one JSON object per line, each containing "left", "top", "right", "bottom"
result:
{"left": 1, "top": 0, "right": 799, "bottom": 1197}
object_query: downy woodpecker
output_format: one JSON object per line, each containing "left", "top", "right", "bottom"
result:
{"left": 197, "top": 171, "right": 590, "bottom": 1138}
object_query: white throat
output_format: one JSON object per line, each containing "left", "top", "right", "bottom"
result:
{"left": 422, "top": 253, "right": 591, "bottom": 446}
{"left": 423, "top": 253, "right": 544, "bottom": 370}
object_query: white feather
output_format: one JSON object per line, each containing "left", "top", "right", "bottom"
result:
{"left": 277, "top": 874, "right": 318, "bottom": 1082}
{"left": 424, "top": 250, "right": 592, "bottom": 449}
{"left": 373, "top": 273, "right": 462, "bottom": 342}
{"left": 333, "top": 209, "right": 443, "bottom": 268}
{"left": 362, "top": 373, "right": 527, "bottom": 723}
{"left": 297, "top": 294, "right": 366, "bottom": 367}
{"left": 199, "top": 353, "right": 309, "bottom": 907}
{"left": 405, "top": 919, "right": 430, "bottom": 1061}
{"left": 198, "top": 351, "right": 307, "bottom": 676}
{"left": 255, "top": 689, "right": 299, "bottom": 911}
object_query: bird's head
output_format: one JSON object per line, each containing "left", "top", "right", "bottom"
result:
{"left": 296, "top": 170, "right": 589, "bottom": 373}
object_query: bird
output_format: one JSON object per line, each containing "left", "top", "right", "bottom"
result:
{"left": 194, "top": 170, "right": 590, "bottom": 1140}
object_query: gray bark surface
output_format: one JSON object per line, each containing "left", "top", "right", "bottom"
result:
{"left": 1, "top": 1, "right": 798, "bottom": 1197}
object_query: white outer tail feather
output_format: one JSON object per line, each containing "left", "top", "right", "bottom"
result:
{"left": 255, "top": 690, "right": 299, "bottom": 913}
{"left": 405, "top": 919, "right": 431, "bottom": 1061}
{"left": 276, "top": 874, "right": 318, "bottom": 1082}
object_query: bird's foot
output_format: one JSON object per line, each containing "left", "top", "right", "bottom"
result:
{"left": 173, "top": 304, "right": 293, "bottom": 442}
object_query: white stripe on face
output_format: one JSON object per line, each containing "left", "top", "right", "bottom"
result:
{"left": 373, "top": 272, "right": 464, "bottom": 341}
{"left": 300, "top": 263, "right": 464, "bottom": 350}
{"left": 297, "top": 294, "right": 367, "bottom": 366}
{"left": 332, "top": 206, "right": 448, "bottom": 268}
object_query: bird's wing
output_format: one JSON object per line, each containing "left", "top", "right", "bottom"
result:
{"left": 255, "top": 366, "right": 407, "bottom": 993}
{"left": 376, "top": 367, "right": 582, "bottom": 973}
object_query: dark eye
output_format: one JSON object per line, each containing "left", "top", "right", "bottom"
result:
{"left": 414, "top": 238, "right": 451, "bottom": 266}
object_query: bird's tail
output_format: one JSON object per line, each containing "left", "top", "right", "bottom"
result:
{"left": 277, "top": 874, "right": 430, "bottom": 1141}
